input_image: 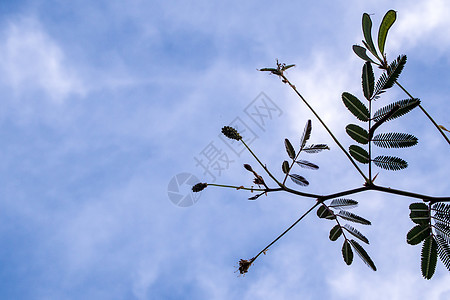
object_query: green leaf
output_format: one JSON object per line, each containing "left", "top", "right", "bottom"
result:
{"left": 350, "top": 239, "right": 377, "bottom": 271}
{"left": 344, "top": 224, "right": 369, "bottom": 244}
{"left": 373, "top": 98, "right": 420, "bottom": 122}
{"left": 337, "top": 210, "right": 371, "bottom": 225}
{"left": 362, "top": 62, "right": 375, "bottom": 100}
{"left": 407, "top": 224, "right": 431, "bottom": 245}
{"left": 329, "top": 225, "right": 343, "bottom": 241}
{"left": 377, "top": 10, "right": 396, "bottom": 55}
{"left": 317, "top": 204, "right": 335, "bottom": 220}
{"left": 300, "top": 120, "right": 312, "bottom": 150}
{"left": 372, "top": 132, "right": 418, "bottom": 148}
{"left": 342, "top": 240, "right": 353, "bottom": 265}
{"left": 346, "top": 124, "right": 369, "bottom": 144}
{"left": 421, "top": 236, "right": 438, "bottom": 279}
{"left": 435, "top": 235, "right": 450, "bottom": 271}
{"left": 302, "top": 144, "right": 330, "bottom": 153}
{"left": 352, "top": 45, "right": 376, "bottom": 63}
{"left": 342, "top": 92, "right": 370, "bottom": 122}
{"left": 289, "top": 174, "right": 309, "bottom": 186}
{"left": 373, "top": 155, "right": 408, "bottom": 171}
{"left": 329, "top": 198, "right": 358, "bottom": 209}
{"left": 362, "top": 13, "right": 377, "bottom": 57}
{"left": 282, "top": 160, "right": 290, "bottom": 174}
{"left": 349, "top": 145, "right": 369, "bottom": 164}
{"left": 373, "top": 55, "right": 407, "bottom": 98}
{"left": 284, "top": 138, "right": 296, "bottom": 160}
{"left": 295, "top": 160, "right": 319, "bottom": 170}
{"left": 409, "top": 203, "right": 430, "bottom": 226}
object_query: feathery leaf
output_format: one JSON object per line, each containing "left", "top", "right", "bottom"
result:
{"left": 329, "top": 225, "right": 343, "bottom": 241}
{"left": 373, "top": 98, "right": 420, "bottom": 122}
{"left": 407, "top": 224, "right": 431, "bottom": 245}
{"left": 373, "top": 155, "right": 408, "bottom": 171}
{"left": 349, "top": 145, "right": 370, "bottom": 164}
{"left": 372, "top": 132, "right": 418, "bottom": 148}
{"left": 350, "top": 239, "right": 377, "bottom": 271}
{"left": 346, "top": 124, "right": 369, "bottom": 144}
{"left": 344, "top": 224, "right": 369, "bottom": 244}
{"left": 372, "top": 55, "right": 407, "bottom": 98}
{"left": 329, "top": 199, "right": 358, "bottom": 209}
{"left": 303, "top": 144, "right": 330, "bottom": 153}
{"left": 295, "top": 160, "right": 319, "bottom": 170}
{"left": 289, "top": 174, "right": 309, "bottom": 186}
{"left": 362, "top": 61, "right": 375, "bottom": 100}
{"left": 352, "top": 45, "right": 376, "bottom": 63}
{"left": 435, "top": 235, "right": 450, "bottom": 271}
{"left": 342, "top": 240, "right": 353, "bottom": 265}
{"left": 285, "top": 138, "right": 296, "bottom": 160}
{"left": 337, "top": 210, "right": 371, "bottom": 225}
{"left": 377, "top": 10, "right": 396, "bottom": 55}
{"left": 300, "top": 120, "right": 312, "bottom": 150}
{"left": 421, "top": 236, "right": 438, "bottom": 279}
{"left": 342, "top": 92, "right": 370, "bottom": 122}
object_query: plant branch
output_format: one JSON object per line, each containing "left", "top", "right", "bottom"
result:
{"left": 280, "top": 74, "right": 370, "bottom": 183}
{"left": 395, "top": 81, "right": 449, "bottom": 145}
{"left": 249, "top": 201, "right": 320, "bottom": 264}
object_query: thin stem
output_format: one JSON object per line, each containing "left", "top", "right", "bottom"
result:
{"left": 207, "top": 183, "right": 277, "bottom": 192}
{"left": 395, "top": 80, "right": 450, "bottom": 145}
{"left": 250, "top": 201, "right": 320, "bottom": 264}
{"left": 241, "top": 139, "right": 284, "bottom": 187}
{"left": 280, "top": 74, "right": 369, "bottom": 183}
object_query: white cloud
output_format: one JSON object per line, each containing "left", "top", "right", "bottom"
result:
{"left": 0, "top": 18, "right": 86, "bottom": 102}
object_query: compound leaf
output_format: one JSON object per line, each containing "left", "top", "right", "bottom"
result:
{"left": 362, "top": 13, "right": 377, "bottom": 57}
{"left": 289, "top": 174, "right": 309, "bottom": 186}
{"left": 285, "top": 138, "right": 296, "bottom": 159}
{"left": 342, "top": 240, "right": 353, "bottom": 265}
{"left": 329, "top": 225, "right": 343, "bottom": 241}
{"left": 317, "top": 204, "right": 335, "bottom": 220}
{"left": 407, "top": 224, "right": 431, "bottom": 245}
{"left": 344, "top": 224, "right": 369, "bottom": 244}
{"left": 372, "top": 132, "right": 418, "bottom": 148}
{"left": 373, "top": 55, "right": 407, "bottom": 98}
{"left": 421, "top": 236, "right": 438, "bottom": 279}
{"left": 349, "top": 145, "right": 370, "bottom": 164}
{"left": 342, "top": 92, "right": 370, "bottom": 122}
{"left": 362, "top": 61, "right": 375, "bottom": 100}
{"left": 373, "top": 155, "right": 407, "bottom": 171}
{"left": 346, "top": 124, "right": 369, "bottom": 144}
{"left": 337, "top": 210, "right": 371, "bottom": 225}
{"left": 353, "top": 45, "right": 376, "bottom": 63}
{"left": 300, "top": 120, "right": 312, "bottom": 150}
{"left": 303, "top": 144, "right": 330, "bottom": 153}
{"left": 329, "top": 198, "right": 358, "bottom": 209}
{"left": 282, "top": 160, "right": 290, "bottom": 174}
{"left": 435, "top": 235, "right": 450, "bottom": 271}
{"left": 350, "top": 239, "right": 377, "bottom": 271}
{"left": 373, "top": 98, "right": 420, "bottom": 122}
{"left": 295, "top": 160, "right": 319, "bottom": 170}
{"left": 409, "top": 203, "right": 430, "bottom": 226}
{"left": 378, "top": 10, "right": 396, "bottom": 55}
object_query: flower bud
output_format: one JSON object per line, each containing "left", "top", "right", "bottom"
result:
{"left": 221, "top": 126, "right": 242, "bottom": 141}
{"left": 192, "top": 183, "right": 207, "bottom": 192}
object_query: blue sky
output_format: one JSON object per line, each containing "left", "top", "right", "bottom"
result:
{"left": 0, "top": 0, "right": 449, "bottom": 299}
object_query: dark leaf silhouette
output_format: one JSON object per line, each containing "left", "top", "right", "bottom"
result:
{"left": 303, "top": 144, "right": 330, "bottom": 153}
{"left": 373, "top": 155, "right": 408, "bottom": 171}
{"left": 349, "top": 145, "right": 370, "bottom": 164}
{"left": 407, "top": 224, "right": 431, "bottom": 245}
{"left": 285, "top": 138, "right": 296, "bottom": 159}
{"left": 329, "top": 225, "right": 343, "bottom": 241}
{"left": 342, "top": 240, "right": 353, "bottom": 265}
{"left": 300, "top": 120, "right": 312, "bottom": 150}
{"left": 362, "top": 61, "right": 374, "bottom": 100}
{"left": 421, "top": 236, "right": 438, "bottom": 279}
{"left": 373, "top": 55, "right": 407, "bottom": 98}
{"left": 337, "top": 210, "right": 371, "bottom": 225}
{"left": 373, "top": 98, "right": 420, "bottom": 122}
{"left": 342, "top": 92, "right": 370, "bottom": 121}
{"left": 329, "top": 199, "right": 358, "bottom": 209}
{"left": 295, "top": 160, "right": 319, "bottom": 170}
{"left": 289, "top": 174, "right": 309, "bottom": 186}
{"left": 372, "top": 132, "right": 418, "bottom": 148}
{"left": 346, "top": 124, "right": 369, "bottom": 144}
{"left": 344, "top": 224, "right": 369, "bottom": 244}
{"left": 350, "top": 239, "right": 377, "bottom": 271}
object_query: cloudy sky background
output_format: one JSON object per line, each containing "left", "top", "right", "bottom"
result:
{"left": 0, "top": 0, "right": 449, "bottom": 299}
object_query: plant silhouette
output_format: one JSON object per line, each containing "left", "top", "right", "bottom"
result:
{"left": 192, "top": 10, "right": 450, "bottom": 279}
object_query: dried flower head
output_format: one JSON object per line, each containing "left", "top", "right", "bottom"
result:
{"left": 221, "top": 126, "right": 242, "bottom": 141}
{"left": 243, "top": 164, "right": 253, "bottom": 172}
{"left": 253, "top": 176, "right": 265, "bottom": 186}
{"left": 192, "top": 183, "right": 207, "bottom": 192}
{"left": 237, "top": 259, "right": 253, "bottom": 275}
